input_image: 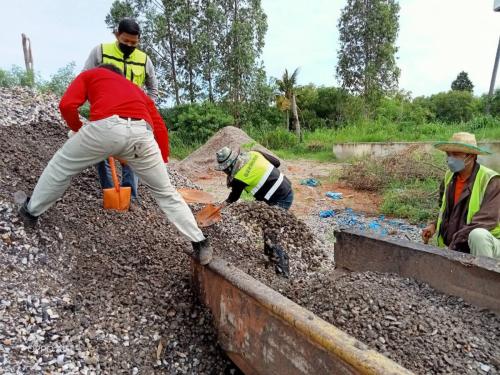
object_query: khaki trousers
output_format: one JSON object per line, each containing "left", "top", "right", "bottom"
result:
{"left": 28, "top": 115, "right": 205, "bottom": 242}
{"left": 469, "top": 228, "right": 500, "bottom": 259}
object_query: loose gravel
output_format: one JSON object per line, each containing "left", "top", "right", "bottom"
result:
{"left": 0, "top": 87, "right": 231, "bottom": 374}
{"left": 1, "top": 87, "right": 498, "bottom": 375}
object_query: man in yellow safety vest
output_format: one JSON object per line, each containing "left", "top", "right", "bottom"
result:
{"left": 215, "top": 147, "right": 294, "bottom": 210}
{"left": 422, "top": 132, "right": 499, "bottom": 259}
{"left": 83, "top": 18, "right": 159, "bottom": 203}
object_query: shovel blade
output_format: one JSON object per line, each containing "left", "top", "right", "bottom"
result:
{"left": 178, "top": 188, "right": 216, "bottom": 204}
{"left": 196, "top": 204, "right": 222, "bottom": 227}
{"left": 103, "top": 186, "right": 131, "bottom": 211}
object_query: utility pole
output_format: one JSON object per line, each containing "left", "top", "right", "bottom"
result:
{"left": 488, "top": 37, "right": 500, "bottom": 98}
{"left": 486, "top": 1, "right": 500, "bottom": 112}
{"left": 21, "top": 33, "right": 34, "bottom": 86}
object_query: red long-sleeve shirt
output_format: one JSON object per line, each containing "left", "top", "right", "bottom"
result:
{"left": 59, "top": 67, "right": 169, "bottom": 162}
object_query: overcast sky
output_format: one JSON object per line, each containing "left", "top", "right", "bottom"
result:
{"left": 2, "top": 0, "right": 500, "bottom": 97}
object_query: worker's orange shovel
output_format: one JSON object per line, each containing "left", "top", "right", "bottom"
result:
{"left": 178, "top": 188, "right": 216, "bottom": 204}
{"left": 196, "top": 204, "right": 222, "bottom": 227}
{"left": 103, "top": 157, "right": 131, "bottom": 211}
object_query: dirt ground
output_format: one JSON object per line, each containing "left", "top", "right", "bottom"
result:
{"left": 173, "top": 158, "right": 382, "bottom": 218}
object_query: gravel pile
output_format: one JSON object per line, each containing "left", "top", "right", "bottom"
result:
{"left": 176, "top": 126, "right": 274, "bottom": 177}
{"left": 0, "top": 87, "right": 64, "bottom": 128}
{"left": 293, "top": 271, "right": 500, "bottom": 375}
{"left": 203, "top": 201, "right": 333, "bottom": 284}
{"left": 1, "top": 87, "right": 498, "bottom": 375}
{"left": 0, "top": 87, "right": 231, "bottom": 374}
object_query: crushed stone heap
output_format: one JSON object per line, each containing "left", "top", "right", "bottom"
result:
{"left": 0, "top": 87, "right": 230, "bottom": 374}
{"left": 1, "top": 86, "right": 498, "bottom": 375}
{"left": 176, "top": 125, "right": 274, "bottom": 176}
{"left": 0, "top": 87, "right": 65, "bottom": 128}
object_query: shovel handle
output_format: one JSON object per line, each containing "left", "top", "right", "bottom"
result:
{"left": 108, "top": 157, "right": 121, "bottom": 192}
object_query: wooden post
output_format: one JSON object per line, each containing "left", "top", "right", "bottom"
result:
{"left": 21, "top": 33, "right": 34, "bottom": 85}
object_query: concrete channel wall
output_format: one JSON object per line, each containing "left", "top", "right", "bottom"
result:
{"left": 333, "top": 142, "right": 500, "bottom": 171}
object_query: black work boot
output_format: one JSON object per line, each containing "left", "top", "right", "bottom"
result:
{"left": 18, "top": 198, "right": 38, "bottom": 228}
{"left": 192, "top": 238, "right": 213, "bottom": 265}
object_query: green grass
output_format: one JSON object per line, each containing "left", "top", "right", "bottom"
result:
{"left": 169, "top": 131, "right": 201, "bottom": 160}
{"left": 245, "top": 116, "right": 499, "bottom": 162}
{"left": 274, "top": 148, "right": 335, "bottom": 162}
{"left": 380, "top": 179, "right": 440, "bottom": 224}
{"left": 171, "top": 116, "right": 500, "bottom": 162}
{"left": 307, "top": 118, "right": 500, "bottom": 144}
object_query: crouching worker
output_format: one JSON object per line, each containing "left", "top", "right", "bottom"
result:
{"left": 215, "top": 147, "right": 294, "bottom": 210}
{"left": 18, "top": 64, "right": 212, "bottom": 265}
{"left": 421, "top": 132, "right": 499, "bottom": 259}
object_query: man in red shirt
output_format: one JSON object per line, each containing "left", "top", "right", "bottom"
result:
{"left": 19, "top": 64, "right": 212, "bottom": 265}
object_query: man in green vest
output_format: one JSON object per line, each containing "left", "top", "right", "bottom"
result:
{"left": 83, "top": 18, "right": 159, "bottom": 203}
{"left": 421, "top": 132, "right": 499, "bottom": 259}
{"left": 215, "top": 147, "right": 294, "bottom": 210}
{"left": 83, "top": 18, "right": 158, "bottom": 99}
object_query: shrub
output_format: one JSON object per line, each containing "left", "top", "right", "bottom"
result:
{"left": 259, "top": 128, "right": 300, "bottom": 150}
{"left": 39, "top": 62, "right": 76, "bottom": 97}
{"left": 429, "top": 90, "right": 479, "bottom": 123}
{"left": 160, "top": 102, "right": 234, "bottom": 145}
{"left": 381, "top": 179, "right": 440, "bottom": 223}
{"left": 0, "top": 65, "right": 36, "bottom": 88}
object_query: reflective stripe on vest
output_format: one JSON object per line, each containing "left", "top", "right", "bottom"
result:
{"left": 264, "top": 172, "right": 284, "bottom": 200}
{"left": 101, "top": 43, "right": 147, "bottom": 87}
{"left": 436, "top": 165, "right": 500, "bottom": 247}
{"left": 234, "top": 151, "right": 274, "bottom": 196}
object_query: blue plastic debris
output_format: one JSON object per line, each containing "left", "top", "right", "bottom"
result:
{"left": 368, "top": 220, "right": 388, "bottom": 236}
{"left": 300, "top": 178, "right": 320, "bottom": 187}
{"left": 326, "top": 191, "right": 343, "bottom": 200}
{"left": 319, "top": 209, "right": 335, "bottom": 218}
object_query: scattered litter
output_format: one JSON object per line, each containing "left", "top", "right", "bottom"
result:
{"left": 325, "top": 191, "right": 343, "bottom": 200}
{"left": 300, "top": 178, "right": 320, "bottom": 187}
{"left": 332, "top": 209, "right": 414, "bottom": 238}
{"left": 319, "top": 209, "right": 335, "bottom": 218}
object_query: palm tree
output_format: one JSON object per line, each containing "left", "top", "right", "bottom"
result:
{"left": 275, "top": 68, "right": 301, "bottom": 138}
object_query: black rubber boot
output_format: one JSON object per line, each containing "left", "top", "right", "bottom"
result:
{"left": 192, "top": 238, "right": 213, "bottom": 265}
{"left": 18, "top": 198, "right": 38, "bottom": 228}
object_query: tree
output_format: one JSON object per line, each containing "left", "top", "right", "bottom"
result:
{"left": 430, "top": 91, "right": 477, "bottom": 123}
{"left": 40, "top": 62, "right": 76, "bottom": 97}
{"left": 105, "top": 0, "right": 138, "bottom": 30}
{"left": 336, "top": 0, "right": 400, "bottom": 106}
{"left": 276, "top": 68, "right": 301, "bottom": 137}
{"left": 451, "top": 71, "right": 474, "bottom": 92}
{"left": 105, "top": 0, "right": 267, "bottom": 109}
{"left": 216, "top": 0, "right": 267, "bottom": 126}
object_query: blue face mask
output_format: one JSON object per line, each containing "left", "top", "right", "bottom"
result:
{"left": 447, "top": 156, "right": 468, "bottom": 173}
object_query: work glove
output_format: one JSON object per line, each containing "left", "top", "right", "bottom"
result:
{"left": 67, "top": 130, "right": 76, "bottom": 138}
{"left": 263, "top": 241, "right": 290, "bottom": 278}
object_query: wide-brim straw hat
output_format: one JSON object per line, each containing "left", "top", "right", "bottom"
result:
{"left": 434, "top": 132, "right": 492, "bottom": 155}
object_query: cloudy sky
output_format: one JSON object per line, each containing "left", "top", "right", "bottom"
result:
{"left": 2, "top": 0, "right": 500, "bottom": 97}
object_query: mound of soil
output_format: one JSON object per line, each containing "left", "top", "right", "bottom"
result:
{"left": 176, "top": 126, "right": 274, "bottom": 177}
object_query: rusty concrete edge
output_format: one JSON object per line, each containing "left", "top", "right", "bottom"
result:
{"left": 335, "top": 229, "right": 500, "bottom": 273}
{"left": 201, "top": 257, "right": 413, "bottom": 375}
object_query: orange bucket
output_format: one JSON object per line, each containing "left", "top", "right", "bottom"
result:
{"left": 196, "top": 204, "right": 222, "bottom": 227}
{"left": 103, "top": 157, "right": 131, "bottom": 211}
